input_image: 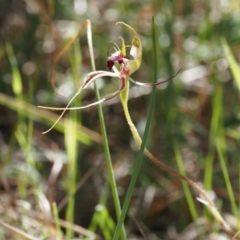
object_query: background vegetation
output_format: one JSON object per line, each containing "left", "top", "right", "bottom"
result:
{"left": 0, "top": 0, "right": 240, "bottom": 239}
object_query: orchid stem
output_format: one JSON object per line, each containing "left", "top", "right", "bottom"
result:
{"left": 113, "top": 17, "right": 237, "bottom": 240}
{"left": 86, "top": 20, "right": 127, "bottom": 240}
{"left": 120, "top": 77, "right": 236, "bottom": 239}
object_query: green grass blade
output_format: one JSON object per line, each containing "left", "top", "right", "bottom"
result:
{"left": 89, "top": 205, "right": 115, "bottom": 239}
{"left": 174, "top": 142, "right": 198, "bottom": 221}
{"left": 26, "top": 79, "right": 34, "bottom": 166}
{"left": 221, "top": 36, "right": 240, "bottom": 229}
{"left": 65, "top": 116, "right": 78, "bottom": 239}
{"left": 221, "top": 38, "right": 240, "bottom": 91}
{"left": 204, "top": 82, "right": 222, "bottom": 190}
{"left": 113, "top": 17, "right": 159, "bottom": 240}
{"left": 0, "top": 93, "right": 96, "bottom": 145}
{"left": 226, "top": 128, "right": 240, "bottom": 140}
{"left": 52, "top": 202, "right": 63, "bottom": 240}
{"left": 89, "top": 182, "right": 109, "bottom": 233}
{"left": 216, "top": 138, "right": 239, "bottom": 224}
{"left": 203, "top": 53, "right": 240, "bottom": 226}
{"left": 5, "top": 42, "right": 22, "bottom": 98}
{"left": 64, "top": 38, "right": 82, "bottom": 239}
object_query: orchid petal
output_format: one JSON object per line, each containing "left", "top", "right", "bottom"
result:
{"left": 129, "top": 69, "right": 182, "bottom": 87}
{"left": 39, "top": 71, "right": 120, "bottom": 134}
{"left": 83, "top": 71, "right": 118, "bottom": 88}
{"left": 130, "top": 45, "right": 138, "bottom": 59}
{"left": 116, "top": 22, "right": 142, "bottom": 74}
{"left": 39, "top": 85, "right": 84, "bottom": 134}
{"left": 39, "top": 97, "right": 110, "bottom": 111}
{"left": 39, "top": 76, "right": 126, "bottom": 112}
{"left": 120, "top": 37, "right": 126, "bottom": 56}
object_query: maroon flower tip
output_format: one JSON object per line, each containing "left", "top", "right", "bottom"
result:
{"left": 107, "top": 54, "right": 128, "bottom": 70}
{"left": 107, "top": 60, "right": 114, "bottom": 70}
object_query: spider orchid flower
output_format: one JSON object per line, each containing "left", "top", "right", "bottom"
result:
{"left": 39, "top": 22, "right": 179, "bottom": 133}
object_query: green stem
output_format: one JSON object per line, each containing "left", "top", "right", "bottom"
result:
{"left": 86, "top": 20, "right": 126, "bottom": 240}
{"left": 118, "top": 75, "right": 227, "bottom": 239}
{"left": 120, "top": 82, "right": 142, "bottom": 147}
{"left": 113, "top": 16, "right": 159, "bottom": 240}
{"left": 113, "top": 17, "right": 236, "bottom": 240}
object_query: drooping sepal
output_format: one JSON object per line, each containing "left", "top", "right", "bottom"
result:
{"left": 116, "top": 22, "right": 142, "bottom": 74}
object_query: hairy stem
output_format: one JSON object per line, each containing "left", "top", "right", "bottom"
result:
{"left": 120, "top": 79, "right": 237, "bottom": 239}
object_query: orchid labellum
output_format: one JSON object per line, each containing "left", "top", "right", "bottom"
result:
{"left": 39, "top": 22, "right": 179, "bottom": 134}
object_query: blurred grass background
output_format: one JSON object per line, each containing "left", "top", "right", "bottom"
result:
{"left": 1, "top": 0, "right": 240, "bottom": 239}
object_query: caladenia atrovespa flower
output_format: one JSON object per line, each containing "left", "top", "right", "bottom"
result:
{"left": 39, "top": 22, "right": 179, "bottom": 134}
{"left": 39, "top": 21, "right": 238, "bottom": 238}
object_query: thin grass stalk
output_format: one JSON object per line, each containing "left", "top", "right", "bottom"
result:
{"left": 26, "top": 78, "right": 34, "bottom": 167}
{"left": 6, "top": 42, "right": 28, "bottom": 199}
{"left": 221, "top": 38, "right": 240, "bottom": 91}
{"left": 65, "top": 42, "right": 81, "bottom": 239}
{"left": 89, "top": 182, "right": 109, "bottom": 233}
{"left": 65, "top": 114, "right": 78, "bottom": 239}
{"left": 203, "top": 150, "right": 215, "bottom": 191}
{"left": 113, "top": 17, "right": 159, "bottom": 240}
{"left": 221, "top": 37, "right": 240, "bottom": 229}
{"left": 216, "top": 138, "right": 239, "bottom": 224}
{"left": 52, "top": 202, "right": 63, "bottom": 239}
{"left": 174, "top": 143, "right": 209, "bottom": 238}
{"left": 203, "top": 77, "right": 221, "bottom": 217}
{"left": 94, "top": 205, "right": 115, "bottom": 240}
{"left": 85, "top": 20, "right": 126, "bottom": 240}
{"left": 15, "top": 126, "right": 31, "bottom": 198}
{"left": 6, "top": 44, "right": 38, "bottom": 201}
{"left": 0, "top": 92, "right": 95, "bottom": 145}
{"left": 0, "top": 220, "right": 39, "bottom": 240}
{"left": 174, "top": 142, "right": 198, "bottom": 221}
{"left": 205, "top": 75, "right": 239, "bottom": 227}
{"left": 89, "top": 180, "right": 116, "bottom": 237}
{"left": 5, "top": 42, "right": 23, "bottom": 101}
{"left": 204, "top": 77, "right": 222, "bottom": 191}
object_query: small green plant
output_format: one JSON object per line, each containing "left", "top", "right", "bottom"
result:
{"left": 39, "top": 19, "right": 239, "bottom": 239}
